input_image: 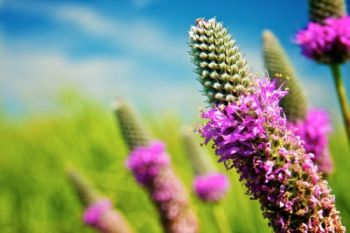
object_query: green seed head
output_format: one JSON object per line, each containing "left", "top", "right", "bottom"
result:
{"left": 113, "top": 98, "right": 150, "bottom": 151}
{"left": 262, "top": 30, "right": 308, "bottom": 122}
{"left": 182, "top": 129, "right": 214, "bottom": 175}
{"left": 189, "top": 18, "right": 254, "bottom": 106}
{"left": 67, "top": 168, "right": 100, "bottom": 206}
{"left": 309, "top": 0, "right": 347, "bottom": 23}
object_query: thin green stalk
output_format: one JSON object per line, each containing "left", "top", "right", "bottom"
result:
{"left": 330, "top": 64, "right": 350, "bottom": 145}
{"left": 212, "top": 204, "right": 231, "bottom": 233}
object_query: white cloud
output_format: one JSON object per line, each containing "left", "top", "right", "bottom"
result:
{"left": 53, "top": 5, "right": 187, "bottom": 65}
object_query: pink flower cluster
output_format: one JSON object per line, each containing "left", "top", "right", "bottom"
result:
{"left": 296, "top": 16, "right": 350, "bottom": 64}
{"left": 193, "top": 173, "right": 230, "bottom": 202}
{"left": 200, "top": 78, "right": 345, "bottom": 232}
{"left": 290, "top": 109, "right": 333, "bottom": 175}
{"left": 126, "top": 141, "right": 169, "bottom": 185}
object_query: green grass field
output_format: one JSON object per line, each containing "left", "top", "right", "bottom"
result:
{"left": 0, "top": 94, "right": 349, "bottom": 233}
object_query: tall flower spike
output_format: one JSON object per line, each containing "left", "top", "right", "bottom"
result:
{"left": 67, "top": 169, "right": 134, "bottom": 233}
{"left": 262, "top": 30, "right": 307, "bottom": 122}
{"left": 190, "top": 18, "right": 345, "bottom": 232}
{"left": 114, "top": 100, "right": 198, "bottom": 233}
{"left": 189, "top": 18, "right": 254, "bottom": 106}
{"left": 113, "top": 98, "right": 150, "bottom": 151}
{"left": 309, "top": 0, "right": 346, "bottom": 23}
{"left": 67, "top": 168, "right": 100, "bottom": 206}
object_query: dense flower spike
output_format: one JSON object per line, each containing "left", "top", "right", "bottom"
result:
{"left": 200, "top": 79, "right": 345, "bottom": 232}
{"left": 67, "top": 168, "right": 100, "bottom": 206}
{"left": 296, "top": 16, "right": 350, "bottom": 64}
{"left": 84, "top": 199, "right": 134, "bottom": 233}
{"left": 190, "top": 18, "right": 345, "bottom": 232}
{"left": 262, "top": 30, "right": 307, "bottom": 122}
{"left": 182, "top": 131, "right": 230, "bottom": 202}
{"left": 189, "top": 18, "right": 254, "bottom": 105}
{"left": 193, "top": 173, "right": 230, "bottom": 203}
{"left": 67, "top": 169, "right": 134, "bottom": 233}
{"left": 290, "top": 109, "right": 333, "bottom": 175}
{"left": 113, "top": 98, "right": 150, "bottom": 150}
{"left": 114, "top": 100, "right": 198, "bottom": 233}
{"left": 126, "top": 141, "right": 169, "bottom": 185}
{"left": 309, "top": 0, "right": 346, "bottom": 23}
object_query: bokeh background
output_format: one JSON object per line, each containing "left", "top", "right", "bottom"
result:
{"left": 1, "top": 0, "right": 350, "bottom": 232}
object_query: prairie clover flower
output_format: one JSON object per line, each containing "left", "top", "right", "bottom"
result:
{"left": 262, "top": 30, "right": 307, "bottom": 122}
{"left": 296, "top": 16, "right": 350, "bottom": 64}
{"left": 193, "top": 173, "right": 230, "bottom": 203}
{"left": 290, "top": 109, "right": 333, "bottom": 175}
{"left": 114, "top": 100, "right": 198, "bottom": 233}
{"left": 182, "top": 130, "right": 230, "bottom": 203}
{"left": 262, "top": 30, "right": 333, "bottom": 175}
{"left": 84, "top": 199, "right": 134, "bottom": 233}
{"left": 190, "top": 18, "right": 345, "bottom": 232}
{"left": 67, "top": 169, "right": 134, "bottom": 233}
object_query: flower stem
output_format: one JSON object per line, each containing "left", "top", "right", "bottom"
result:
{"left": 330, "top": 64, "right": 350, "bottom": 145}
{"left": 212, "top": 204, "right": 231, "bottom": 233}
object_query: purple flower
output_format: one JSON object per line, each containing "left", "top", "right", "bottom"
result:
{"left": 193, "top": 173, "right": 230, "bottom": 202}
{"left": 290, "top": 109, "right": 333, "bottom": 175}
{"left": 200, "top": 78, "right": 345, "bottom": 232}
{"left": 84, "top": 199, "right": 111, "bottom": 226}
{"left": 296, "top": 16, "right": 350, "bottom": 64}
{"left": 126, "top": 141, "right": 169, "bottom": 185}
{"left": 83, "top": 199, "right": 134, "bottom": 233}
{"left": 126, "top": 141, "right": 198, "bottom": 233}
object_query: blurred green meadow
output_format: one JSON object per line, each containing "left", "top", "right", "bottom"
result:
{"left": 0, "top": 92, "right": 349, "bottom": 233}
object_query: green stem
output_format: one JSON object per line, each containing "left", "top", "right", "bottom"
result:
{"left": 330, "top": 64, "right": 350, "bottom": 145}
{"left": 212, "top": 204, "right": 231, "bottom": 233}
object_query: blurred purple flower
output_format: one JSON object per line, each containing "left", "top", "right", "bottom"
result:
{"left": 193, "top": 173, "right": 230, "bottom": 202}
{"left": 290, "top": 109, "right": 333, "bottom": 175}
{"left": 126, "top": 141, "right": 169, "bottom": 185}
{"left": 84, "top": 199, "right": 111, "bottom": 227}
{"left": 296, "top": 16, "right": 350, "bottom": 64}
{"left": 200, "top": 78, "right": 345, "bottom": 232}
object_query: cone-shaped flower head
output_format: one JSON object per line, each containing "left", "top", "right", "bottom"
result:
{"left": 189, "top": 18, "right": 254, "bottom": 106}
{"left": 83, "top": 199, "right": 135, "bottom": 233}
{"left": 262, "top": 30, "right": 307, "bottom": 122}
{"left": 67, "top": 169, "right": 134, "bottom": 233}
{"left": 309, "top": 0, "right": 346, "bottom": 23}
{"left": 114, "top": 100, "right": 198, "bottom": 233}
{"left": 113, "top": 98, "right": 150, "bottom": 151}
{"left": 67, "top": 168, "right": 100, "bottom": 206}
{"left": 190, "top": 18, "right": 345, "bottom": 232}
{"left": 182, "top": 130, "right": 230, "bottom": 203}
{"left": 296, "top": 16, "right": 350, "bottom": 64}
{"left": 290, "top": 109, "right": 334, "bottom": 175}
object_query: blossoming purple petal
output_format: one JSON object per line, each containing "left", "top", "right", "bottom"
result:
{"left": 194, "top": 173, "right": 230, "bottom": 202}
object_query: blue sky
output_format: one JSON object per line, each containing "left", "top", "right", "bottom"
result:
{"left": 1, "top": 0, "right": 350, "bottom": 120}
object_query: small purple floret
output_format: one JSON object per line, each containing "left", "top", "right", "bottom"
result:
{"left": 296, "top": 16, "right": 350, "bottom": 63}
{"left": 194, "top": 173, "right": 230, "bottom": 202}
{"left": 126, "top": 141, "right": 169, "bottom": 185}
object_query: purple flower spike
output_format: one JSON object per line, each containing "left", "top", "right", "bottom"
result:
{"left": 84, "top": 199, "right": 111, "bottom": 226}
{"left": 83, "top": 199, "right": 134, "bottom": 233}
{"left": 126, "top": 141, "right": 169, "bottom": 185}
{"left": 290, "top": 109, "right": 333, "bottom": 175}
{"left": 296, "top": 16, "right": 350, "bottom": 64}
{"left": 194, "top": 173, "right": 230, "bottom": 202}
{"left": 200, "top": 78, "right": 345, "bottom": 232}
